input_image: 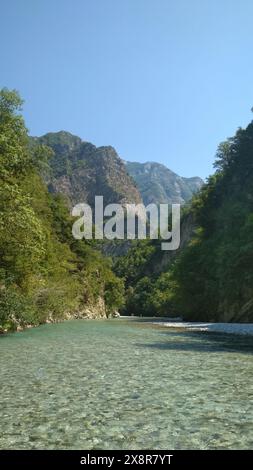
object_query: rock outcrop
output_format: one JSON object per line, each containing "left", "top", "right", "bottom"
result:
{"left": 126, "top": 161, "right": 203, "bottom": 206}
{"left": 33, "top": 131, "right": 142, "bottom": 209}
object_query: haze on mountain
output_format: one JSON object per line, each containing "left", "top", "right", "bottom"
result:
{"left": 126, "top": 161, "right": 203, "bottom": 206}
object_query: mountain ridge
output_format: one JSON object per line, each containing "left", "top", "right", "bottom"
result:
{"left": 33, "top": 131, "right": 142, "bottom": 208}
{"left": 33, "top": 131, "right": 203, "bottom": 209}
{"left": 125, "top": 161, "right": 203, "bottom": 206}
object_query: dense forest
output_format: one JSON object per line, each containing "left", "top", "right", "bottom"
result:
{"left": 1, "top": 87, "right": 253, "bottom": 331}
{"left": 115, "top": 120, "right": 253, "bottom": 322}
{"left": 0, "top": 88, "right": 124, "bottom": 332}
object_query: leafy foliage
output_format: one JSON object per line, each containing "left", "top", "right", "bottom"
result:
{"left": 172, "top": 122, "right": 253, "bottom": 321}
{"left": 114, "top": 239, "right": 176, "bottom": 317}
{"left": 116, "top": 121, "right": 253, "bottom": 322}
{"left": 0, "top": 89, "right": 124, "bottom": 331}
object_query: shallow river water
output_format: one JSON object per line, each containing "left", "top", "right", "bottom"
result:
{"left": 0, "top": 318, "right": 252, "bottom": 449}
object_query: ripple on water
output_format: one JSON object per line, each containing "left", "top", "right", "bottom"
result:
{"left": 0, "top": 319, "right": 253, "bottom": 449}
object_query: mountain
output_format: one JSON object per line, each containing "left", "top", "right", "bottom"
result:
{"left": 125, "top": 161, "right": 203, "bottom": 205}
{"left": 33, "top": 132, "right": 203, "bottom": 210}
{"left": 33, "top": 131, "right": 142, "bottom": 208}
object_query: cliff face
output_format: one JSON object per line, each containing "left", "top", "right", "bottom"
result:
{"left": 152, "top": 212, "right": 196, "bottom": 275}
{"left": 126, "top": 161, "right": 203, "bottom": 205}
{"left": 33, "top": 132, "right": 203, "bottom": 210}
{"left": 34, "top": 131, "right": 142, "bottom": 208}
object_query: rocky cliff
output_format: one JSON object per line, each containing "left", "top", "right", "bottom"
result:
{"left": 34, "top": 131, "right": 142, "bottom": 208}
{"left": 125, "top": 161, "right": 203, "bottom": 205}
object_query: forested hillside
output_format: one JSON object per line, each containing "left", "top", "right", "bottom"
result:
{"left": 115, "top": 121, "right": 253, "bottom": 322}
{"left": 172, "top": 122, "right": 253, "bottom": 322}
{"left": 0, "top": 89, "right": 124, "bottom": 332}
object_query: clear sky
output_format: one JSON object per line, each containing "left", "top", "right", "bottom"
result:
{"left": 1, "top": 0, "right": 253, "bottom": 178}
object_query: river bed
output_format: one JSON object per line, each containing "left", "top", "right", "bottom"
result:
{"left": 0, "top": 318, "right": 252, "bottom": 449}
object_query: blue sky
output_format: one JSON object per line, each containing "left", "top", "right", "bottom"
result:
{"left": 1, "top": 0, "right": 253, "bottom": 178}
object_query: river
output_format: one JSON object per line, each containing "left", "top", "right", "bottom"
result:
{"left": 0, "top": 318, "right": 252, "bottom": 449}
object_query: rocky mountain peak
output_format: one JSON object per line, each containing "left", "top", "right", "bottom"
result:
{"left": 125, "top": 161, "right": 203, "bottom": 205}
{"left": 34, "top": 132, "right": 142, "bottom": 208}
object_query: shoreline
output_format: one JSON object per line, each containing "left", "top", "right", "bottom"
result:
{"left": 0, "top": 315, "right": 118, "bottom": 335}
{"left": 149, "top": 320, "right": 253, "bottom": 336}
{"left": 2, "top": 316, "right": 253, "bottom": 337}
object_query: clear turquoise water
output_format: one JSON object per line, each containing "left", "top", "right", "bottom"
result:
{"left": 0, "top": 318, "right": 253, "bottom": 450}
